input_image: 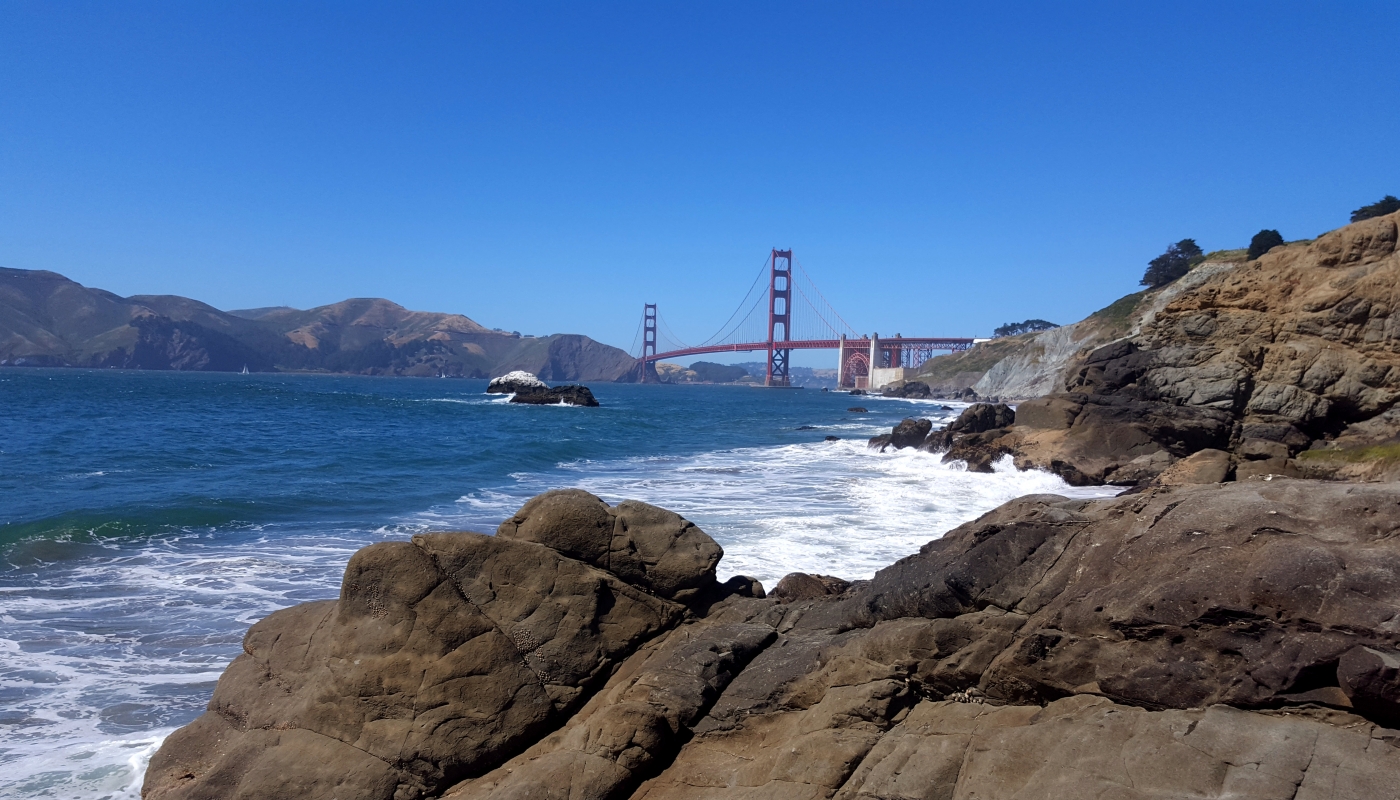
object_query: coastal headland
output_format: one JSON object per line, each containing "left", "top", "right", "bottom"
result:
{"left": 143, "top": 211, "right": 1400, "bottom": 798}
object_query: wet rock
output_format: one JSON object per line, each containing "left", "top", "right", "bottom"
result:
{"left": 510, "top": 384, "right": 600, "bottom": 406}
{"left": 824, "top": 435, "right": 841, "bottom": 441}
{"left": 487, "top": 370, "right": 548, "bottom": 394}
{"left": 847, "top": 406, "right": 868, "bottom": 413}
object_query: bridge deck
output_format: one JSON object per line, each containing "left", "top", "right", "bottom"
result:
{"left": 644, "top": 338, "right": 975, "bottom": 363}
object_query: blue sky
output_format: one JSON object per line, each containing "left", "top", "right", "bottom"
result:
{"left": 3, "top": 2, "right": 1398, "bottom": 365}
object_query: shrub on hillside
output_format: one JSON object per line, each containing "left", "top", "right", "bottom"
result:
{"left": 1247, "top": 229, "right": 1285, "bottom": 260}
{"left": 1140, "top": 239, "right": 1204, "bottom": 288}
{"left": 993, "top": 319, "right": 1059, "bottom": 338}
{"left": 1351, "top": 195, "right": 1400, "bottom": 222}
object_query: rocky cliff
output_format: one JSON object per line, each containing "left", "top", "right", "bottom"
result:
{"left": 914, "top": 260, "right": 1246, "bottom": 399}
{"left": 145, "top": 484, "right": 1400, "bottom": 800}
{"left": 920, "top": 211, "right": 1400, "bottom": 486}
{"left": 0, "top": 268, "right": 637, "bottom": 380}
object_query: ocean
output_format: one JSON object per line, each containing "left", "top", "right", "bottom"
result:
{"left": 0, "top": 369, "right": 1116, "bottom": 799}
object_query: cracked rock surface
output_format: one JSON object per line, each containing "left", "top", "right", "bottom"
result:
{"left": 145, "top": 482, "right": 1400, "bottom": 800}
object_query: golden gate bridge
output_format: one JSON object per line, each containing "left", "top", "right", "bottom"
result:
{"left": 632, "top": 249, "right": 977, "bottom": 388}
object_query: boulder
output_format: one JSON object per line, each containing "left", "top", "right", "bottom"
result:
{"left": 771, "top": 573, "right": 851, "bottom": 604}
{"left": 487, "top": 370, "right": 548, "bottom": 394}
{"left": 510, "top": 385, "right": 601, "bottom": 407}
{"left": 1156, "top": 448, "right": 1233, "bottom": 484}
{"left": 498, "top": 490, "right": 723, "bottom": 603}
{"left": 144, "top": 532, "right": 685, "bottom": 800}
{"left": 847, "top": 406, "right": 868, "bottom": 413}
{"left": 1339, "top": 645, "right": 1400, "bottom": 726}
{"left": 882, "top": 380, "right": 931, "bottom": 399}
{"left": 149, "top": 481, "right": 1400, "bottom": 800}
{"left": 888, "top": 417, "right": 933, "bottom": 449}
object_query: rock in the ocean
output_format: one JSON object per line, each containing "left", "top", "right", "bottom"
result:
{"left": 869, "top": 417, "right": 933, "bottom": 451}
{"left": 847, "top": 406, "right": 868, "bottom": 413}
{"left": 509, "top": 385, "right": 600, "bottom": 406}
{"left": 487, "top": 370, "right": 548, "bottom": 394}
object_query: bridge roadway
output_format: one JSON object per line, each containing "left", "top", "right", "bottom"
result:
{"left": 644, "top": 337, "right": 977, "bottom": 364}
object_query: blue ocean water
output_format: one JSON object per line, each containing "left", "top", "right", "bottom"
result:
{"left": 0, "top": 369, "right": 1114, "bottom": 798}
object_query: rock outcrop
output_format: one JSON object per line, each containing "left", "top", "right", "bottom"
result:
{"left": 508, "top": 385, "right": 601, "bottom": 407}
{"left": 143, "top": 491, "right": 723, "bottom": 800}
{"left": 486, "top": 371, "right": 548, "bottom": 394}
{"left": 149, "top": 481, "right": 1400, "bottom": 800}
{"left": 926, "top": 211, "right": 1400, "bottom": 486}
{"left": 881, "top": 380, "right": 931, "bottom": 399}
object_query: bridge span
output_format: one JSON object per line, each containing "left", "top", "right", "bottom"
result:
{"left": 636, "top": 249, "right": 978, "bottom": 388}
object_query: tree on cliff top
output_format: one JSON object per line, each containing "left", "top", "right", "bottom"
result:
{"left": 1351, "top": 195, "right": 1400, "bottom": 222}
{"left": 1247, "top": 229, "right": 1285, "bottom": 260}
{"left": 993, "top": 319, "right": 1059, "bottom": 337}
{"left": 1141, "top": 239, "right": 1204, "bottom": 288}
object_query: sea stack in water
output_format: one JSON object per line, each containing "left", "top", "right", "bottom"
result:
{"left": 487, "top": 370, "right": 549, "bottom": 394}
{"left": 509, "top": 384, "right": 600, "bottom": 407}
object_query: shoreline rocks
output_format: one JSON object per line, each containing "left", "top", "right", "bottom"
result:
{"left": 147, "top": 481, "right": 1400, "bottom": 800}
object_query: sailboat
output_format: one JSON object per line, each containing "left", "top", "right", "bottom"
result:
{"left": 240, "top": 365, "right": 250, "bottom": 374}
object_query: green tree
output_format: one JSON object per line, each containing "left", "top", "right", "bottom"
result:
{"left": 1140, "top": 239, "right": 1203, "bottom": 288}
{"left": 1247, "top": 229, "right": 1285, "bottom": 260}
{"left": 993, "top": 319, "right": 1059, "bottom": 337}
{"left": 1351, "top": 195, "right": 1400, "bottom": 222}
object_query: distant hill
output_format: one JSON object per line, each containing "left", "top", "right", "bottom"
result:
{"left": 0, "top": 268, "right": 638, "bottom": 380}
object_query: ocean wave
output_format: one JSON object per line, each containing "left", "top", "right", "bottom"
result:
{"left": 414, "top": 439, "right": 1118, "bottom": 587}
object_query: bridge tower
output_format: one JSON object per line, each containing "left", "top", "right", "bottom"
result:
{"left": 642, "top": 303, "right": 658, "bottom": 383}
{"left": 766, "top": 249, "right": 793, "bottom": 387}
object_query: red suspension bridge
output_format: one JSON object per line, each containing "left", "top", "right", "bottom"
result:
{"left": 633, "top": 249, "right": 980, "bottom": 388}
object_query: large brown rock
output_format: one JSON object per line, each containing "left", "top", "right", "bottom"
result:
{"left": 498, "top": 490, "right": 723, "bottom": 602}
{"left": 145, "top": 523, "right": 687, "bottom": 799}
{"left": 147, "top": 482, "right": 1400, "bottom": 800}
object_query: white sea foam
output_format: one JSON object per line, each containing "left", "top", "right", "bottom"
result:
{"left": 417, "top": 439, "right": 1118, "bottom": 586}
{"left": 2, "top": 424, "right": 1116, "bottom": 799}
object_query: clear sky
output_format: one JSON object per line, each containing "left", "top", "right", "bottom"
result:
{"left": 3, "top": 2, "right": 1398, "bottom": 365}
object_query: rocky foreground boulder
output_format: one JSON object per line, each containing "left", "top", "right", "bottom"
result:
{"left": 147, "top": 481, "right": 1400, "bottom": 800}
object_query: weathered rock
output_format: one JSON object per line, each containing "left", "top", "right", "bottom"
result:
{"left": 149, "top": 481, "right": 1400, "bottom": 800}
{"left": 498, "top": 490, "right": 723, "bottom": 603}
{"left": 487, "top": 370, "right": 548, "bottom": 394}
{"left": 145, "top": 499, "right": 689, "bottom": 800}
{"left": 882, "top": 380, "right": 931, "bottom": 399}
{"left": 1340, "top": 645, "right": 1400, "bottom": 727}
{"left": 772, "top": 572, "right": 851, "bottom": 604}
{"left": 847, "top": 406, "right": 868, "bottom": 413}
{"left": 444, "top": 615, "right": 778, "bottom": 800}
{"left": 1156, "top": 447, "right": 1233, "bottom": 484}
{"left": 833, "top": 696, "right": 1400, "bottom": 800}
{"left": 923, "top": 403, "right": 1018, "bottom": 455}
{"left": 1103, "top": 450, "right": 1176, "bottom": 485}
{"left": 510, "top": 384, "right": 601, "bottom": 406}
{"left": 889, "top": 417, "right": 932, "bottom": 449}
